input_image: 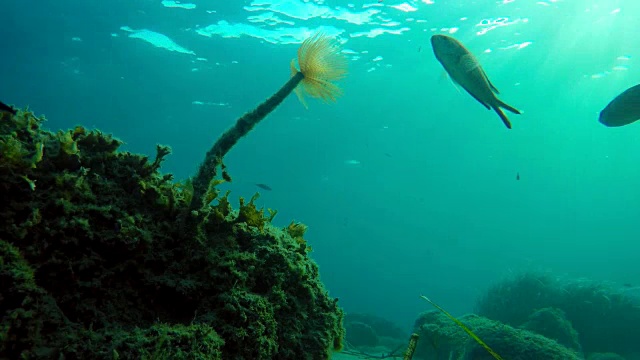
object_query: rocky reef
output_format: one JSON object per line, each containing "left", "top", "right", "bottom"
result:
{"left": 412, "top": 272, "right": 640, "bottom": 360}
{"left": 414, "top": 310, "right": 582, "bottom": 360}
{"left": 342, "top": 313, "right": 408, "bottom": 357}
{"left": 476, "top": 272, "right": 640, "bottom": 359}
{"left": 0, "top": 109, "right": 344, "bottom": 359}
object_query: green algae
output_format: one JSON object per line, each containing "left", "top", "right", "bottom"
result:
{"left": 0, "top": 109, "right": 344, "bottom": 359}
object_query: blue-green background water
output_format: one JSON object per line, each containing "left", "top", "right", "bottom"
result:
{"left": 2, "top": 0, "right": 639, "bottom": 331}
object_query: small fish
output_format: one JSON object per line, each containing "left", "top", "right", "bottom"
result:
{"left": 430, "top": 35, "right": 521, "bottom": 129}
{"left": 0, "top": 100, "right": 17, "bottom": 115}
{"left": 599, "top": 84, "right": 640, "bottom": 127}
{"left": 255, "top": 183, "right": 272, "bottom": 191}
{"left": 516, "top": 172, "right": 520, "bottom": 180}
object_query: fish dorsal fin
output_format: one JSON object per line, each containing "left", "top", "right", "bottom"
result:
{"left": 459, "top": 54, "right": 480, "bottom": 73}
{"left": 481, "top": 68, "right": 500, "bottom": 94}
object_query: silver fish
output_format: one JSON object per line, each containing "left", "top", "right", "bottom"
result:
{"left": 431, "top": 34, "right": 521, "bottom": 129}
{"left": 599, "top": 84, "right": 640, "bottom": 127}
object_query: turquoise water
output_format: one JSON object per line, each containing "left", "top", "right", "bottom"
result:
{"left": 2, "top": 0, "right": 639, "bottom": 335}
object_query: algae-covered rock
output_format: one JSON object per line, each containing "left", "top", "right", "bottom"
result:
{"left": 521, "top": 307, "right": 582, "bottom": 353}
{"left": 413, "top": 310, "right": 582, "bottom": 360}
{"left": 343, "top": 313, "right": 407, "bottom": 354}
{"left": 345, "top": 321, "right": 379, "bottom": 348}
{"left": 587, "top": 353, "right": 626, "bottom": 360}
{"left": 476, "top": 272, "right": 640, "bottom": 357}
{"left": 0, "top": 110, "right": 344, "bottom": 359}
{"left": 344, "top": 313, "right": 407, "bottom": 341}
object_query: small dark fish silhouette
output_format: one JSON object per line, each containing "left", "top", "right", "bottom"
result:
{"left": 0, "top": 100, "right": 17, "bottom": 115}
{"left": 516, "top": 172, "right": 520, "bottom": 180}
{"left": 255, "top": 183, "right": 272, "bottom": 191}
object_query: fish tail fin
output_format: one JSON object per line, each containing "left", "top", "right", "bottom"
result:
{"left": 492, "top": 98, "right": 520, "bottom": 129}
{"left": 492, "top": 105, "right": 512, "bottom": 129}
{"left": 496, "top": 98, "right": 521, "bottom": 115}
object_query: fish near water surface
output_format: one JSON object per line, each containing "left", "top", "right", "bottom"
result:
{"left": 599, "top": 84, "right": 640, "bottom": 127}
{"left": 0, "top": 100, "right": 17, "bottom": 115}
{"left": 430, "top": 34, "right": 521, "bottom": 129}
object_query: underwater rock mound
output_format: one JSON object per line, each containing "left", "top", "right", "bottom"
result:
{"left": 521, "top": 307, "right": 581, "bottom": 353}
{"left": 344, "top": 321, "right": 379, "bottom": 348}
{"left": 475, "top": 272, "right": 640, "bottom": 357}
{"left": 343, "top": 313, "right": 407, "bottom": 352}
{"left": 587, "top": 353, "right": 627, "bottom": 360}
{"left": 413, "top": 310, "right": 582, "bottom": 360}
{"left": 0, "top": 110, "right": 344, "bottom": 359}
